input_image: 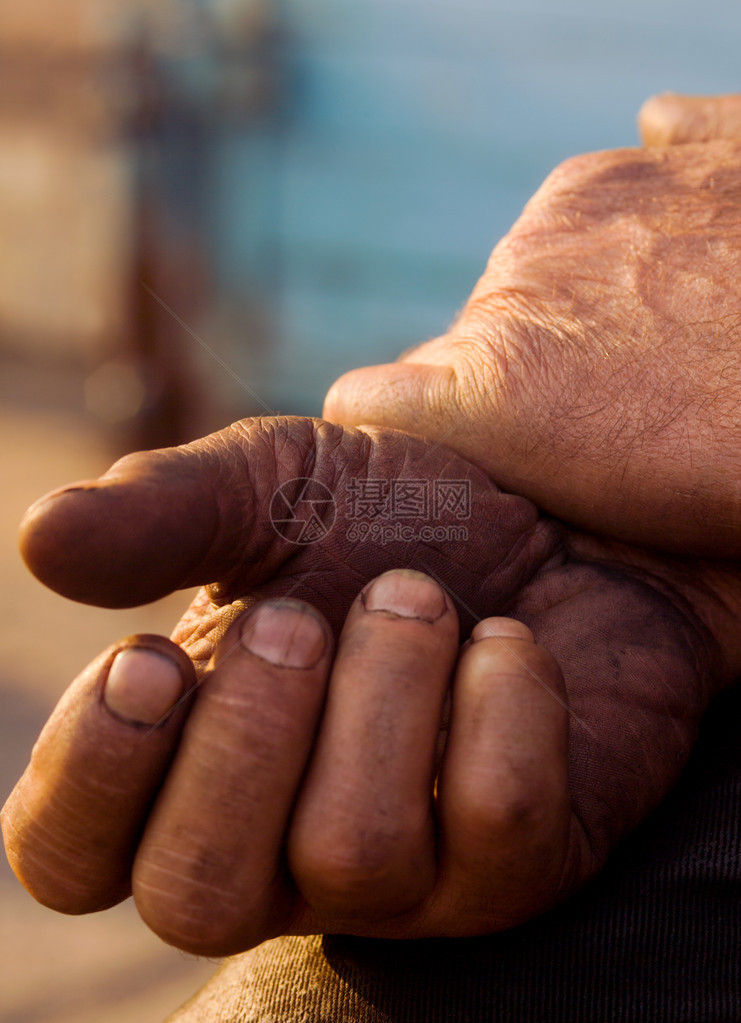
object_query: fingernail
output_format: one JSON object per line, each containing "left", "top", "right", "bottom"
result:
{"left": 471, "top": 618, "right": 535, "bottom": 643}
{"left": 363, "top": 569, "right": 447, "bottom": 622}
{"left": 240, "top": 601, "right": 327, "bottom": 668}
{"left": 104, "top": 649, "right": 184, "bottom": 726}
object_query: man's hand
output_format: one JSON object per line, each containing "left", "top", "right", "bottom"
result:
{"left": 3, "top": 417, "right": 740, "bottom": 955}
{"left": 323, "top": 127, "right": 741, "bottom": 556}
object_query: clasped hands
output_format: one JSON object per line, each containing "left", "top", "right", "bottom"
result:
{"left": 3, "top": 92, "right": 741, "bottom": 957}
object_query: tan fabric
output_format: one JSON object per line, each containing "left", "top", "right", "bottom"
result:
{"left": 166, "top": 936, "right": 385, "bottom": 1023}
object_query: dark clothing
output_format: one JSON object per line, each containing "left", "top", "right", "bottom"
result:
{"left": 168, "top": 683, "right": 741, "bottom": 1023}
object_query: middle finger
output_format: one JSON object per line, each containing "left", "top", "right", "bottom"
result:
{"left": 288, "top": 569, "right": 459, "bottom": 926}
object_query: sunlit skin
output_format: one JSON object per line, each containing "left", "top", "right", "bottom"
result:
{"left": 3, "top": 417, "right": 740, "bottom": 956}
{"left": 324, "top": 94, "right": 741, "bottom": 557}
{"left": 3, "top": 94, "right": 741, "bottom": 959}
{"left": 639, "top": 91, "right": 741, "bottom": 146}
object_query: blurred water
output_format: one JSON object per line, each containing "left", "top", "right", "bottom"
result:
{"left": 157, "top": 0, "right": 741, "bottom": 414}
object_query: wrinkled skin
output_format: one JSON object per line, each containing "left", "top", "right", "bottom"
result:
{"left": 324, "top": 98, "right": 741, "bottom": 557}
{"left": 4, "top": 93, "right": 741, "bottom": 959}
{"left": 3, "top": 417, "right": 741, "bottom": 956}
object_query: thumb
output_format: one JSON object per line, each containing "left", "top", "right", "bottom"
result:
{"left": 323, "top": 361, "right": 461, "bottom": 440}
{"left": 20, "top": 415, "right": 558, "bottom": 635}
{"left": 638, "top": 92, "right": 741, "bottom": 146}
{"left": 19, "top": 417, "right": 329, "bottom": 608}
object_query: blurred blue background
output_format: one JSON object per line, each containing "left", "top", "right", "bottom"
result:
{"left": 3, "top": 0, "right": 741, "bottom": 438}
{"left": 143, "top": 0, "right": 741, "bottom": 418}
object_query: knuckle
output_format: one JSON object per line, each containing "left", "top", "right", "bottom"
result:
{"left": 1, "top": 798, "right": 128, "bottom": 915}
{"left": 546, "top": 150, "right": 603, "bottom": 188}
{"left": 133, "top": 854, "right": 264, "bottom": 957}
{"left": 456, "top": 774, "right": 545, "bottom": 844}
{"left": 484, "top": 791, "right": 544, "bottom": 836}
{"left": 543, "top": 148, "right": 634, "bottom": 197}
{"left": 522, "top": 148, "right": 653, "bottom": 237}
{"left": 294, "top": 831, "right": 397, "bottom": 894}
{"left": 290, "top": 819, "right": 429, "bottom": 916}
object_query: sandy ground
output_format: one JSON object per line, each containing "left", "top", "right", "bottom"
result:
{"left": 0, "top": 403, "right": 217, "bottom": 1023}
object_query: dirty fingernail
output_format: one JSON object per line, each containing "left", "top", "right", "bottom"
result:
{"left": 104, "top": 648, "right": 184, "bottom": 726}
{"left": 240, "top": 601, "right": 328, "bottom": 668}
{"left": 363, "top": 569, "right": 447, "bottom": 622}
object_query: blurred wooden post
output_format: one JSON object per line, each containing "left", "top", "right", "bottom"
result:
{"left": 0, "top": 1, "right": 134, "bottom": 407}
{"left": 0, "top": 0, "right": 282, "bottom": 451}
